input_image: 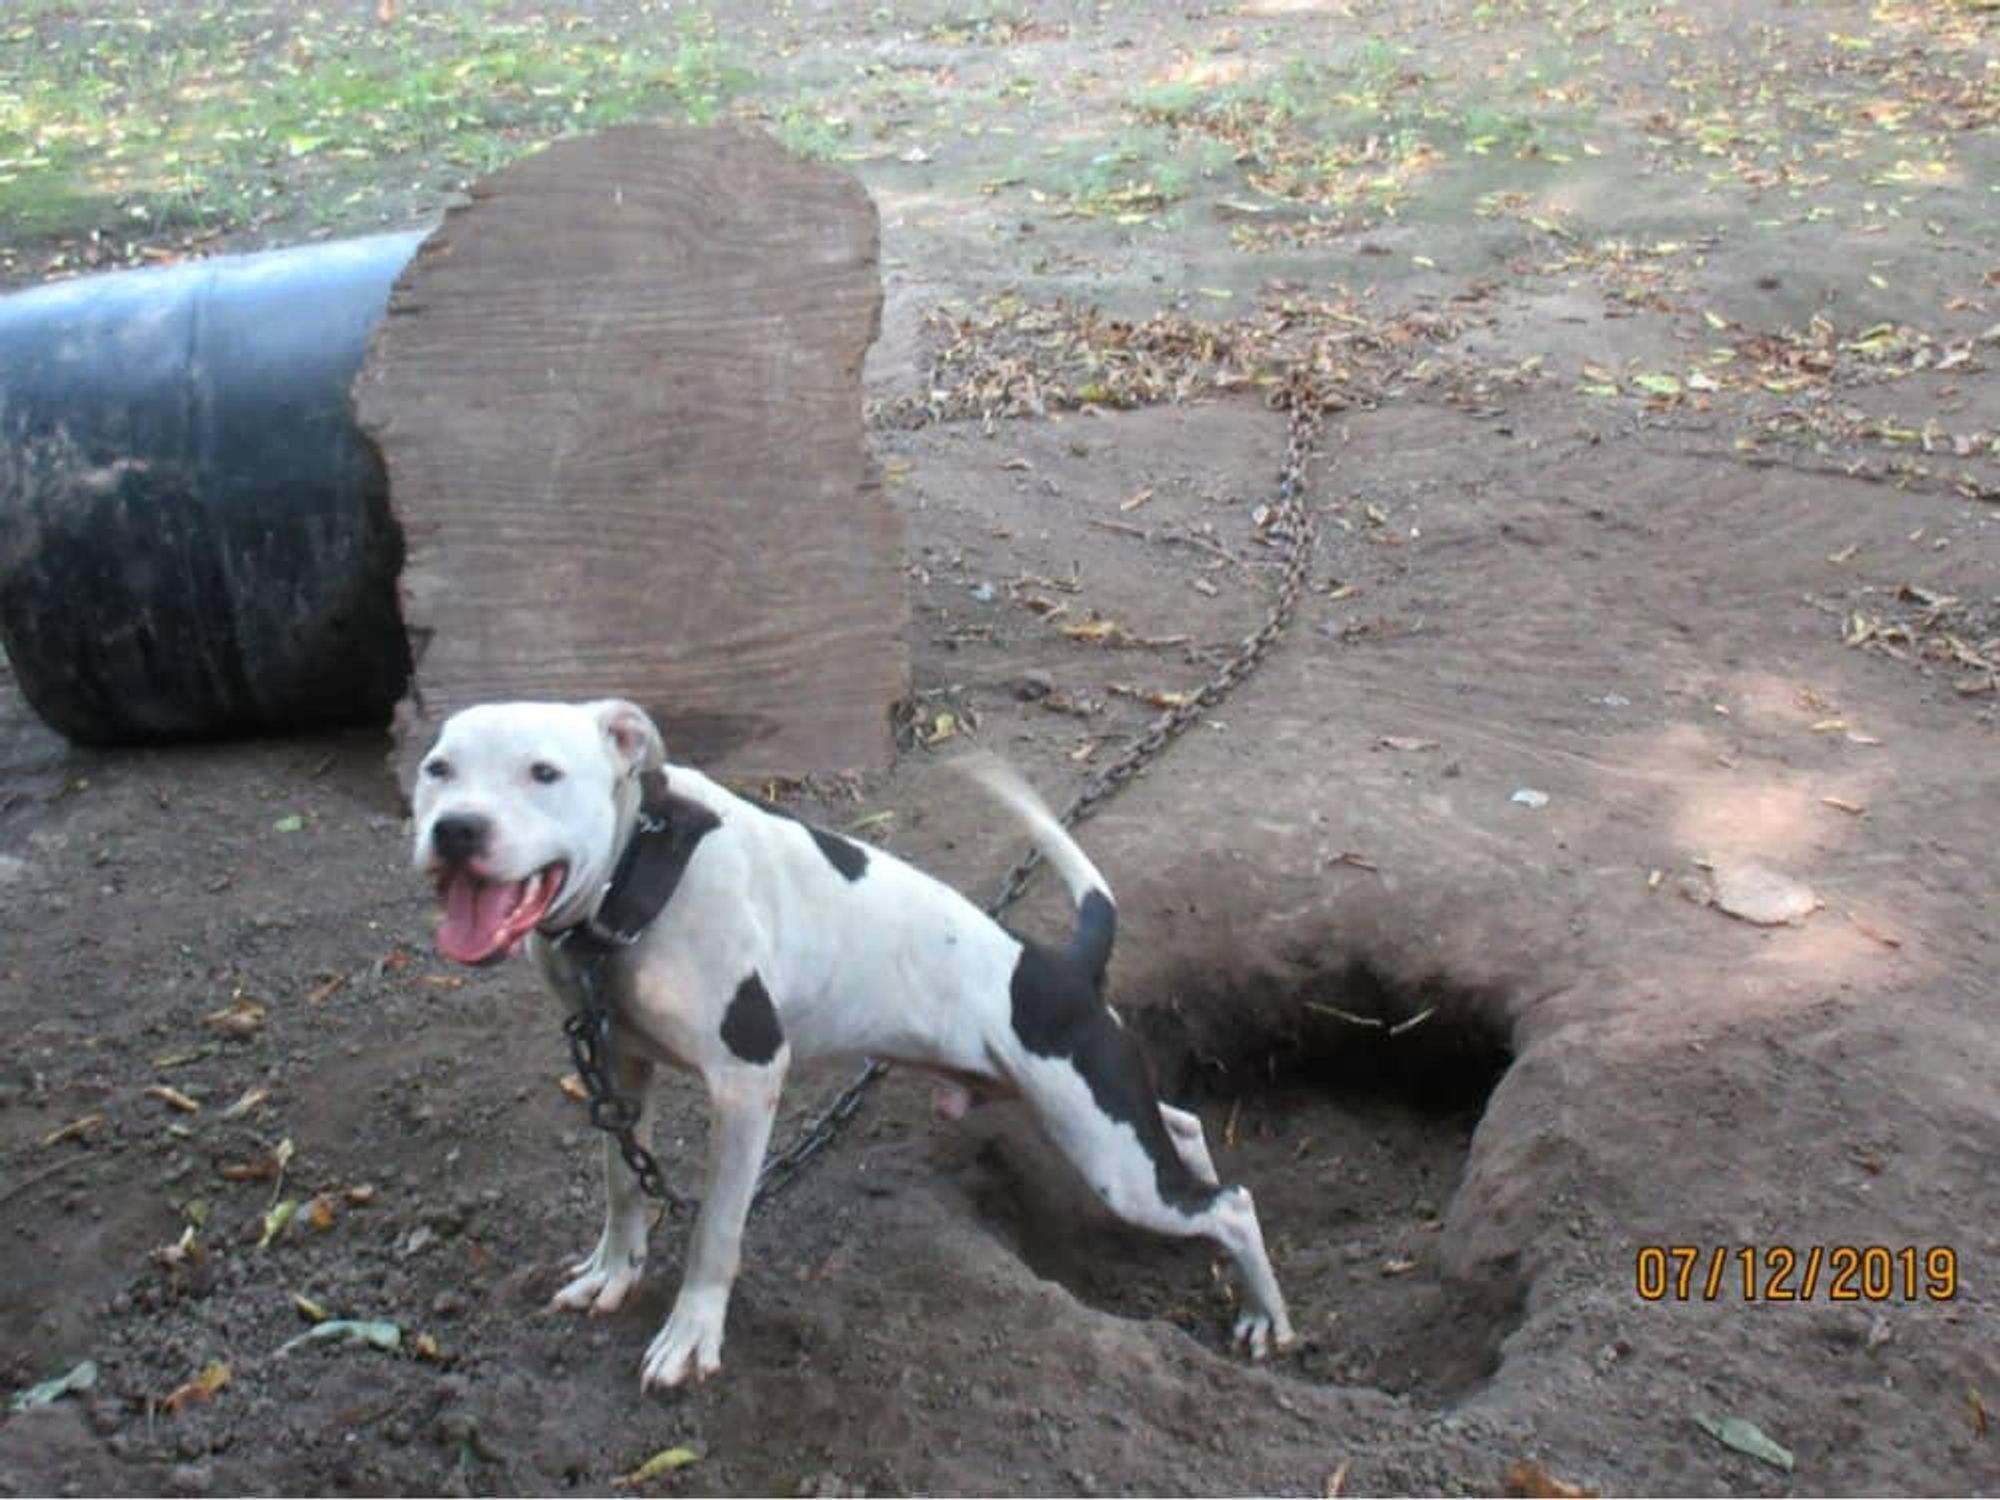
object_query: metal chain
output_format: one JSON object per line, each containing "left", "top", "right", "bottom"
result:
{"left": 753, "top": 384, "right": 1326, "bottom": 1206}
{"left": 562, "top": 963, "right": 694, "bottom": 1213}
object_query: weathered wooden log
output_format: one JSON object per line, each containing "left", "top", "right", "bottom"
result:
{"left": 355, "top": 125, "right": 906, "bottom": 787}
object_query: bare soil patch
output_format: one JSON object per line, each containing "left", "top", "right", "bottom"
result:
{"left": 3, "top": 1, "right": 1996, "bottom": 1495}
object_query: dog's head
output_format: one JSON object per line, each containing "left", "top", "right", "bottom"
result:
{"left": 410, "top": 699, "right": 665, "bottom": 965}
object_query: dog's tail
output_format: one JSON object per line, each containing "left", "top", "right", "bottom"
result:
{"left": 957, "top": 754, "right": 1116, "bottom": 982}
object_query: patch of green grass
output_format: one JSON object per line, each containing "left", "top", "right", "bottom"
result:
{"left": 0, "top": 161, "right": 116, "bottom": 240}
{"left": 922, "top": 9, "right": 1037, "bottom": 46}
{"left": 1123, "top": 35, "right": 1606, "bottom": 223}
{"left": 770, "top": 103, "right": 850, "bottom": 162}
{"left": 0, "top": 5, "right": 748, "bottom": 245}
{"left": 1031, "top": 128, "right": 1191, "bottom": 221}
{"left": 1124, "top": 47, "right": 1448, "bottom": 215}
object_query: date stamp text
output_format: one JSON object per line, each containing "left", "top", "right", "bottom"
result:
{"left": 1635, "top": 1245, "right": 1958, "bottom": 1303}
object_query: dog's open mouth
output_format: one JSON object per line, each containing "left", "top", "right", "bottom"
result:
{"left": 434, "top": 863, "right": 567, "bottom": 966}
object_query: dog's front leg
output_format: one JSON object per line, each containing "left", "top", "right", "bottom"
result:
{"left": 552, "top": 1049, "right": 658, "bottom": 1316}
{"left": 640, "top": 1059, "right": 785, "bottom": 1390}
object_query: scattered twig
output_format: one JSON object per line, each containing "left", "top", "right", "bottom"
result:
{"left": 1086, "top": 517, "right": 1148, "bottom": 539}
{"left": 1303, "top": 999, "right": 1386, "bottom": 1029}
{"left": 1387, "top": 1005, "right": 1437, "bottom": 1037}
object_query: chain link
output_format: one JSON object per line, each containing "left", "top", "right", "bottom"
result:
{"left": 562, "top": 970, "right": 694, "bottom": 1213}
{"left": 753, "top": 384, "right": 1326, "bottom": 1207}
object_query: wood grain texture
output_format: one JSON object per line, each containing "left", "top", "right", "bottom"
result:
{"left": 354, "top": 125, "right": 905, "bottom": 790}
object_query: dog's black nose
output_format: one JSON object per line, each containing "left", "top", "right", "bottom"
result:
{"left": 431, "top": 812, "right": 490, "bottom": 865}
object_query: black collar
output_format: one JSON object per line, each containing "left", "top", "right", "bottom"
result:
{"left": 550, "top": 768, "right": 721, "bottom": 964}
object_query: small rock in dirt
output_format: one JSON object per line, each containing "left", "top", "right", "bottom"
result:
{"left": 1012, "top": 670, "right": 1055, "bottom": 702}
{"left": 168, "top": 1462, "right": 213, "bottom": 1495}
{"left": 401, "top": 1225, "right": 437, "bottom": 1258}
{"left": 431, "top": 1290, "right": 469, "bottom": 1320}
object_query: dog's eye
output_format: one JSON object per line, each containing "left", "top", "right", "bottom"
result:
{"left": 530, "top": 762, "right": 564, "bottom": 785}
{"left": 423, "top": 759, "right": 451, "bottom": 781}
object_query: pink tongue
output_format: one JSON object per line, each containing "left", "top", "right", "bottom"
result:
{"left": 437, "top": 872, "right": 531, "bottom": 964}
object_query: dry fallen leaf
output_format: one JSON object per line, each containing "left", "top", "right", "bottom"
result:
{"left": 161, "top": 1362, "right": 231, "bottom": 1414}
{"left": 221, "top": 1087, "right": 269, "bottom": 1120}
{"left": 41, "top": 1114, "right": 105, "bottom": 1147}
{"left": 1110, "top": 682, "right": 1190, "bottom": 710}
{"left": 303, "top": 974, "right": 347, "bottom": 1006}
{"left": 1707, "top": 861, "right": 1822, "bottom": 926}
{"left": 558, "top": 1073, "right": 590, "bottom": 1101}
{"left": 305, "top": 1193, "right": 339, "bottom": 1232}
{"left": 146, "top": 1085, "right": 202, "bottom": 1114}
{"left": 259, "top": 1199, "right": 299, "bottom": 1249}
{"left": 1504, "top": 1458, "right": 1599, "bottom": 1498}
{"left": 205, "top": 994, "right": 267, "bottom": 1035}
{"left": 1062, "top": 618, "right": 1122, "bottom": 643}
{"left": 614, "top": 1446, "right": 702, "bottom": 1488}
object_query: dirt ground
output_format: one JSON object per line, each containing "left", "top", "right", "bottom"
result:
{"left": 2, "top": 1, "right": 1997, "bottom": 1496}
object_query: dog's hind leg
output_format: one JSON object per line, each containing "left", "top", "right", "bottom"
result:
{"left": 1021, "top": 1061, "right": 1296, "bottom": 1358}
{"left": 1159, "top": 1103, "right": 1220, "bottom": 1187}
{"left": 552, "top": 1049, "right": 657, "bottom": 1316}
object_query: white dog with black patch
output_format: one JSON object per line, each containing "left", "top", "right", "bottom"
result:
{"left": 411, "top": 698, "right": 1295, "bottom": 1390}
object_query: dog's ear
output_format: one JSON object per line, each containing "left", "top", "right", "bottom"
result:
{"left": 594, "top": 699, "right": 666, "bottom": 776}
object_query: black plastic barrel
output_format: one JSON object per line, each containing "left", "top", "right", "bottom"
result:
{"left": 0, "top": 231, "right": 423, "bottom": 744}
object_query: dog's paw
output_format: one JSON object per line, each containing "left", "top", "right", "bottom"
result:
{"left": 1232, "top": 1311, "right": 1298, "bottom": 1361}
{"left": 639, "top": 1290, "right": 728, "bottom": 1391}
{"left": 551, "top": 1239, "right": 646, "bottom": 1316}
